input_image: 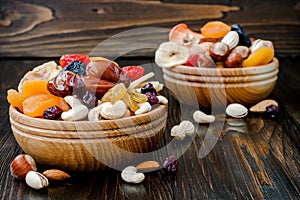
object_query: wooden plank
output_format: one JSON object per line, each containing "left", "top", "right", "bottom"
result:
{"left": 0, "top": 0, "right": 299, "bottom": 57}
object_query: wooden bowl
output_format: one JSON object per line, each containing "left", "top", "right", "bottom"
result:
{"left": 9, "top": 105, "right": 168, "bottom": 171}
{"left": 170, "top": 58, "right": 279, "bottom": 77}
{"left": 163, "top": 67, "right": 278, "bottom": 83}
{"left": 164, "top": 74, "right": 277, "bottom": 108}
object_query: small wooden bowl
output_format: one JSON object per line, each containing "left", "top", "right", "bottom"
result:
{"left": 9, "top": 105, "right": 168, "bottom": 171}
{"left": 164, "top": 74, "right": 277, "bottom": 108}
{"left": 170, "top": 58, "right": 279, "bottom": 77}
{"left": 163, "top": 67, "right": 278, "bottom": 83}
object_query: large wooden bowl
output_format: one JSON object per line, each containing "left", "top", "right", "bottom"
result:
{"left": 164, "top": 74, "right": 277, "bottom": 108}
{"left": 9, "top": 105, "right": 167, "bottom": 171}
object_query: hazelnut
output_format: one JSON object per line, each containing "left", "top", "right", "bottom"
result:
{"left": 225, "top": 52, "right": 243, "bottom": 68}
{"left": 10, "top": 154, "right": 37, "bottom": 180}
{"left": 232, "top": 46, "right": 250, "bottom": 59}
{"left": 209, "top": 42, "right": 230, "bottom": 61}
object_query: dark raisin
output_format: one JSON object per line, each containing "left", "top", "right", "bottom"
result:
{"left": 62, "top": 61, "right": 87, "bottom": 76}
{"left": 265, "top": 104, "right": 279, "bottom": 118}
{"left": 145, "top": 92, "right": 159, "bottom": 105}
{"left": 141, "top": 83, "right": 157, "bottom": 95}
{"left": 47, "top": 71, "right": 85, "bottom": 97}
{"left": 163, "top": 156, "right": 179, "bottom": 174}
{"left": 231, "top": 24, "right": 251, "bottom": 47}
{"left": 43, "top": 106, "right": 63, "bottom": 120}
{"left": 81, "top": 90, "right": 98, "bottom": 108}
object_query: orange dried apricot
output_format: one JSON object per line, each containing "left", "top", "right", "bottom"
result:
{"left": 242, "top": 47, "right": 274, "bottom": 67}
{"left": 200, "top": 21, "right": 231, "bottom": 38}
{"left": 22, "top": 94, "right": 61, "bottom": 117}
{"left": 21, "top": 79, "right": 52, "bottom": 98}
{"left": 7, "top": 89, "right": 25, "bottom": 112}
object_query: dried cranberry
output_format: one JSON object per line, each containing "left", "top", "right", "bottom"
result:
{"left": 62, "top": 61, "right": 87, "bottom": 76}
{"left": 163, "top": 156, "right": 179, "bottom": 174}
{"left": 81, "top": 90, "right": 98, "bottom": 108}
{"left": 141, "top": 83, "right": 157, "bottom": 95}
{"left": 145, "top": 92, "right": 159, "bottom": 105}
{"left": 43, "top": 106, "right": 63, "bottom": 120}
{"left": 47, "top": 71, "right": 84, "bottom": 97}
{"left": 231, "top": 24, "right": 251, "bottom": 47}
{"left": 265, "top": 104, "right": 279, "bottom": 118}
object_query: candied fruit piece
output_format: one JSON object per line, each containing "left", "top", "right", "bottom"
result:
{"left": 101, "top": 83, "right": 127, "bottom": 103}
{"left": 122, "top": 93, "right": 139, "bottom": 112}
{"left": 22, "top": 94, "right": 61, "bottom": 118}
{"left": 7, "top": 89, "right": 25, "bottom": 112}
{"left": 242, "top": 47, "right": 274, "bottom": 67}
{"left": 200, "top": 21, "right": 231, "bottom": 39}
{"left": 21, "top": 79, "right": 52, "bottom": 98}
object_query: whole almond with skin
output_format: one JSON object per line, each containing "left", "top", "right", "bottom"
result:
{"left": 42, "top": 169, "right": 70, "bottom": 181}
{"left": 250, "top": 99, "right": 278, "bottom": 113}
{"left": 136, "top": 161, "right": 160, "bottom": 172}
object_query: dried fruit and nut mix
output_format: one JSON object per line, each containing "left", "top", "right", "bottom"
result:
{"left": 155, "top": 21, "right": 275, "bottom": 68}
{"left": 7, "top": 55, "right": 167, "bottom": 121}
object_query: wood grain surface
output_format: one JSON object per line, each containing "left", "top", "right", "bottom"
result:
{"left": 0, "top": 0, "right": 300, "bottom": 199}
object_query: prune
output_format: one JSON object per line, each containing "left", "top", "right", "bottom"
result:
{"left": 82, "top": 76, "right": 115, "bottom": 99}
{"left": 43, "top": 106, "right": 63, "bottom": 120}
{"left": 231, "top": 24, "right": 251, "bottom": 47}
{"left": 163, "top": 156, "right": 179, "bottom": 174}
{"left": 62, "top": 61, "right": 87, "bottom": 76}
{"left": 265, "top": 104, "right": 279, "bottom": 118}
{"left": 47, "top": 71, "right": 84, "bottom": 97}
{"left": 145, "top": 92, "right": 159, "bottom": 105}
{"left": 86, "top": 60, "right": 130, "bottom": 86}
{"left": 81, "top": 90, "right": 98, "bottom": 108}
{"left": 141, "top": 83, "right": 157, "bottom": 95}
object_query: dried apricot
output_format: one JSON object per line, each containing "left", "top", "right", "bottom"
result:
{"left": 21, "top": 79, "right": 52, "bottom": 98}
{"left": 242, "top": 47, "right": 274, "bottom": 67}
{"left": 7, "top": 89, "right": 25, "bottom": 112}
{"left": 22, "top": 94, "right": 61, "bottom": 117}
{"left": 200, "top": 21, "right": 231, "bottom": 38}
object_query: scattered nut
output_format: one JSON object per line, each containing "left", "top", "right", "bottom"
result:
{"left": 42, "top": 169, "right": 70, "bottom": 181}
{"left": 10, "top": 154, "right": 37, "bottom": 180}
{"left": 135, "top": 102, "right": 152, "bottom": 115}
{"left": 61, "top": 96, "right": 89, "bottom": 121}
{"left": 209, "top": 42, "right": 230, "bottom": 61}
{"left": 171, "top": 125, "right": 185, "bottom": 140}
{"left": 101, "top": 100, "right": 127, "bottom": 119}
{"left": 226, "top": 103, "right": 248, "bottom": 118}
{"left": 221, "top": 31, "right": 239, "bottom": 50}
{"left": 121, "top": 166, "right": 145, "bottom": 184}
{"left": 136, "top": 161, "right": 160, "bottom": 172}
{"left": 193, "top": 110, "right": 215, "bottom": 123}
{"left": 25, "top": 171, "right": 49, "bottom": 190}
{"left": 250, "top": 99, "right": 278, "bottom": 113}
{"left": 171, "top": 120, "right": 194, "bottom": 140}
{"left": 225, "top": 52, "right": 243, "bottom": 68}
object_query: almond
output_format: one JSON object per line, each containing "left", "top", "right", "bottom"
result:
{"left": 42, "top": 169, "right": 70, "bottom": 181}
{"left": 250, "top": 99, "right": 278, "bottom": 113}
{"left": 136, "top": 161, "right": 160, "bottom": 172}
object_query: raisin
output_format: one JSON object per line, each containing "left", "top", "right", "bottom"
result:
{"left": 62, "top": 61, "right": 87, "bottom": 76}
{"left": 141, "top": 83, "right": 157, "bottom": 95}
{"left": 265, "top": 104, "right": 279, "bottom": 119}
{"left": 231, "top": 24, "right": 251, "bottom": 47}
{"left": 47, "top": 71, "right": 84, "bottom": 97}
{"left": 43, "top": 106, "right": 63, "bottom": 120}
{"left": 163, "top": 156, "right": 179, "bottom": 174}
{"left": 145, "top": 92, "right": 159, "bottom": 105}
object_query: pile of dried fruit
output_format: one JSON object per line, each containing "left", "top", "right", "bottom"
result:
{"left": 155, "top": 21, "right": 275, "bottom": 68}
{"left": 7, "top": 55, "right": 167, "bottom": 121}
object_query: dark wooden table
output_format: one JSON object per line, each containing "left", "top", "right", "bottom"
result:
{"left": 1, "top": 0, "right": 299, "bottom": 199}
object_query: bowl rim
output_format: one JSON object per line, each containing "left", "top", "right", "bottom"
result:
{"left": 169, "top": 58, "right": 279, "bottom": 77}
{"left": 9, "top": 104, "right": 168, "bottom": 131}
{"left": 163, "top": 73, "right": 277, "bottom": 88}
{"left": 163, "top": 67, "right": 279, "bottom": 83}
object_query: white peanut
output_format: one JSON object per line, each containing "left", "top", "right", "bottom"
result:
{"left": 61, "top": 96, "right": 88, "bottom": 121}
{"left": 121, "top": 166, "right": 145, "bottom": 184}
{"left": 135, "top": 102, "right": 152, "bottom": 115}
{"left": 157, "top": 95, "right": 168, "bottom": 104}
{"left": 193, "top": 110, "right": 215, "bottom": 123}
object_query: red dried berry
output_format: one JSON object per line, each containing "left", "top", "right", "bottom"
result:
{"left": 43, "top": 106, "right": 63, "bottom": 120}
{"left": 59, "top": 54, "right": 90, "bottom": 68}
{"left": 163, "top": 156, "right": 179, "bottom": 174}
{"left": 122, "top": 66, "right": 144, "bottom": 81}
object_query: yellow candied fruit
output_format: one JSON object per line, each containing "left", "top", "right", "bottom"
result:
{"left": 7, "top": 89, "right": 25, "bottom": 112}
{"left": 242, "top": 47, "right": 274, "bottom": 67}
{"left": 101, "top": 83, "right": 127, "bottom": 103}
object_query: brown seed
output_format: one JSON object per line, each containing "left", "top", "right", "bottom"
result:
{"left": 136, "top": 161, "right": 160, "bottom": 172}
{"left": 42, "top": 169, "right": 70, "bottom": 181}
{"left": 250, "top": 99, "right": 278, "bottom": 113}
